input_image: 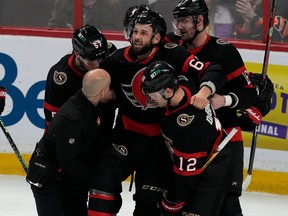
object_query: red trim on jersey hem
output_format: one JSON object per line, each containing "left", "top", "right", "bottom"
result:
{"left": 173, "top": 149, "right": 206, "bottom": 175}
{"left": 43, "top": 102, "right": 60, "bottom": 112}
{"left": 88, "top": 210, "right": 114, "bottom": 216}
{"left": 174, "top": 149, "right": 207, "bottom": 159}
{"left": 122, "top": 115, "right": 161, "bottom": 136}
{"left": 89, "top": 193, "right": 115, "bottom": 201}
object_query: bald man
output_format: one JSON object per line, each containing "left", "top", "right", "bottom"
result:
{"left": 27, "top": 69, "right": 113, "bottom": 216}
{"left": 82, "top": 68, "right": 112, "bottom": 105}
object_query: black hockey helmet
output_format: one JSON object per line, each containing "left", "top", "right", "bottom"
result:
{"left": 123, "top": 4, "right": 151, "bottom": 28}
{"left": 173, "top": 0, "right": 209, "bottom": 27}
{"left": 72, "top": 24, "right": 109, "bottom": 60}
{"left": 142, "top": 61, "right": 178, "bottom": 94}
{"left": 132, "top": 10, "right": 167, "bottom": 40}
{"left": 123, "top": 4, "right": 151, "bottom": 39}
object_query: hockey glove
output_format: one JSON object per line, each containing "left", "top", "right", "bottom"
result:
{"left": 0, "top": 86, "right": 6, "bottom": 115}
{"left": 239, "top": 106, "right": 262, "bottom": 131}
{"left": 158, "top": 192, "right": 185, "bottom": 216}
{"left": 249, "top": 73, "right": 274, "bottom": 116}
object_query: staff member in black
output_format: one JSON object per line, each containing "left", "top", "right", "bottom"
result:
{"left": 27, "top": 68, "right": 112, "bottom": 216}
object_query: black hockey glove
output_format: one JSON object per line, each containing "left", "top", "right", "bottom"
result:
{"left": 249, "top": 73, "right": 274, "bottom": 116}
{"left": 0, "top": 86, "right": 6, "bottom": 115}
{"left": 239, "top": 73, "right": 274, "bottom": 131}
{"left": 158, "top": 192, "right": 184, "bottom": 216}
{"left": 239, "top": 106, "right": 262, "bottom": 131}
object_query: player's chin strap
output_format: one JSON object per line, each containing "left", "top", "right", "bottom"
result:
{"left": 186, "top": 16, "right": 206, "bottom": 45}
{"left": 160, "top": 89, "right": 175, "bottom": 105}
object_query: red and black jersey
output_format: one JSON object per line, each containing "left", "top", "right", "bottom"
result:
{"left": 101, "top": 42, "right": 226, "bottom": 137}
{"left": 165, "top": 34, "right": 257, "bottom": 140}
{"left": 44, "top": 53, "right": 85, "bottom": 128}
{"left": 161, "top": 77, "right": 223, "bottom": 200}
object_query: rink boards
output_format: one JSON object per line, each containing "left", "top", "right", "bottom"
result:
{"left": 0, "top": 35, "right": 287, "bottom": 194}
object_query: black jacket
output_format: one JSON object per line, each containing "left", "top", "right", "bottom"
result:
{"left": 39, "top": 90, "right": 105, "bottom": 182}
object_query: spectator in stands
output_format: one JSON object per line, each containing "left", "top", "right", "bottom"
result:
{"left": 47, "top": 0, "right": 123, "bottom": 30}
{"left": 205, "top": 0, "right": 238, "bottom": 38}
{"left": 234, "top": 0, "right": 288, "bottom": 43}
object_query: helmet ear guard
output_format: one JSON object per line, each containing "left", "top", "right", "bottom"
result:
{"left": 72, "top": 24, "right": 109, "bottom": 61}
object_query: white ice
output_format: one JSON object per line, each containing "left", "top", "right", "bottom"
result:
{"left": 0, "top": 175, "right": 287, "bottom": 215}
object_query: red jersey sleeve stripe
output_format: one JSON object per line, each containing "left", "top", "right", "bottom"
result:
{"left": 226, "top": 65, "right": 246, "bottom": 81}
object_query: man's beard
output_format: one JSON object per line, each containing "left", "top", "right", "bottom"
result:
{"left": 132, "top": 41, "right": 154, "bottom": 56}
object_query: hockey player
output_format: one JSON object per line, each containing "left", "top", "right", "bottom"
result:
{"left": 166, "top": 0, "right": 259, "bottom": 215}
{"left": 142, "top": 60, "right": 234, "bottom": 216}
{"left": 44, "top": 24, "right": 115, "bottom": 128}
{"left": 87, "top": 9, "right": 226, "bottom": 216}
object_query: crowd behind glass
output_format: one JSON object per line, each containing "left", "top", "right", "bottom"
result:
{"left": 0, "top": 0, "right": 287, "bottom": 43}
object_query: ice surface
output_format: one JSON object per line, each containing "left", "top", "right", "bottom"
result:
{"left": 0, "top": 175, "right": 287, "bottom": 215}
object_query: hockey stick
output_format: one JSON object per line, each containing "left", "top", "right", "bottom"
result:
{"left": 242, "top": 0, "right": 278, "bottom": 191}
{"left": 0, "top": 118, "right": 28, "bottom": 173}
{"left": 202, "top": 127, "right": 238, "bottom": 170}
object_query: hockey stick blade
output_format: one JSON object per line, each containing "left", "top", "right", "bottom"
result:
{"left": 202, "top": 127, "right": 238, "bottom": 170}
{"left": 0, "top": 117, "right": 28, "bottom": 173}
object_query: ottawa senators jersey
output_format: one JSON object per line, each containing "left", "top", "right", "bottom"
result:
{"left": 44, "top": 53, "right": 85, "bottom": 128}
{"left": 101, "top": 42, "right": 225, "bottom": 137}
{"left": 160, "top": 76, "right": 223, "bottom": 196}
{"left": 165, "top": 34, "right": 258, "bottom": 140}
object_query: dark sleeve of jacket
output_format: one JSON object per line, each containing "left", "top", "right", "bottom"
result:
{"left": 55, "top": 118, "right": 90, "bottom": 182}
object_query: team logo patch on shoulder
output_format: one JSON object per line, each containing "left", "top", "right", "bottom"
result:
{"left": 177, "top": 114, "right": 194, "bottom": 127}
{"left": 164, "top": 42, "right": 178, "bottom": 49}
{"left": 53, "top": 71, "right": 67, "bottom": 85}
{"left": 112, "top": 143, "right": 128, "bottom": 156}
{"left": 216, "top": 39, "right": 230, "bottom": 45}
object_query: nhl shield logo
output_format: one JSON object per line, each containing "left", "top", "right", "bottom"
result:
{"left": 177, "top": 114, "right": 194, "bottom": 127}
{"left": 53, "top": 71, "right": 67, "bottom": 85}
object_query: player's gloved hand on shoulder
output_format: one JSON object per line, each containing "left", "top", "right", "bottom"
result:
{"left": 0, "top": 86, "right": 6, "bottom": 115}
{"left": 239, "top": 106, "right": 262, "bottom": 131}
{"left": 158, "top": 192, "right": 184, "bottom": 216}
